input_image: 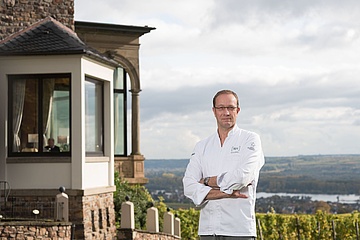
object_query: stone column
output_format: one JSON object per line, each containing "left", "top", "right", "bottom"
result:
{"left": 130, "top": 89, "right": 141, "bottom": 155}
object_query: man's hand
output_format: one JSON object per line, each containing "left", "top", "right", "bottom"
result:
{"left": 199, "top": 178, "right": 205, "bottom": 184}
{"left": 205, "top": 189, "right": 248, "bottom": 200}
{"left": 200, "top": 177, "right": 249, "bottom": 199}
{"left": 229, "top": 190, "right": 248, "bottom": 198}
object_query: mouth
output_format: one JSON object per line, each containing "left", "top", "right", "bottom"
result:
{"left": 221, "top": 118, "right": 232, "bottom": 122}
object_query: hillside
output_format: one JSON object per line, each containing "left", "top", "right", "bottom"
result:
{"left": 144, "top": 154, "right": 360, "bottom": 195}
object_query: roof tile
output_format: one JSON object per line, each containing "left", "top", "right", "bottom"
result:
{"left": 0, "top": 17, "right": 119, "bottom": 67}
{"left": 0, "top": 17, "right": 85, "bottom": 55}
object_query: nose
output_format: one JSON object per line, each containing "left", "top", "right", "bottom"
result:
{"left": 223, "top": 109, "right": 230, "bottom": 115}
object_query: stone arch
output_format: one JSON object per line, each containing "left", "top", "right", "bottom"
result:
{"left": 113, "top": 53, "right": 141, "bottom": 92}
{"left": 113, "top": 53, "right": 141, "bottom": 155}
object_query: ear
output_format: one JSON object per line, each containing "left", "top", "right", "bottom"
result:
{"left": 237, "top": 107, "right": 241, "bottom": 113}
{"left": 212, "top": 107, "right": 216, "bottom": 116}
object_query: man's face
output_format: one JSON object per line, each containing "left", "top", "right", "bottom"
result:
{"left": 212, "top": 93, "right": 240, "bottom": 130}
{"left": 48, "top": 139, "right": 54, "bottom": 147}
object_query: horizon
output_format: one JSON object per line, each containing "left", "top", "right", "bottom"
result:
{"left": 145, "top": 153, "right": 360, "bottom": 160}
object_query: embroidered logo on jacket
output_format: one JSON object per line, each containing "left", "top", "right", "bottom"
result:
{"left": 231, "top": 146, "right": 240, "bottom": 153}
{"left": 247, "top": 142, "right": 256, "bottom": 151}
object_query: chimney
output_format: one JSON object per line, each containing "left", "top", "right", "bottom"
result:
{"left": 0, "top": 0, "right": 75, "bottom": 40}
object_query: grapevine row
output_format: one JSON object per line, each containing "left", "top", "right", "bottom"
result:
{"left": 175, "top": 209, "right": 360, "bottom": 240}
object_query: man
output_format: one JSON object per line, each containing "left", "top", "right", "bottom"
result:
{"left": 45, "top": 138, "right": 60, "bottom": 152}
{"left": 183, "top": 90, "right": 265, "bottom": 240}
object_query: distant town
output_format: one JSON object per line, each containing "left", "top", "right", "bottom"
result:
{"left": 144, "top": 155, "right": 360, "bottom": 213}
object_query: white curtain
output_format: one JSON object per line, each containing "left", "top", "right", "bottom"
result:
{"left": 42, "top": 80, "right": 55, "bottom": 145}
{"left": 12, "top": 79, "right": 26, "bottom": 152}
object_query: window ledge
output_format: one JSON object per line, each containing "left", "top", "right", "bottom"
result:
{"left": 7, "top": 157, "right": 71, "bottom": 163}
{"left": 85, "top": 156, "right": 110, "bottom": 163}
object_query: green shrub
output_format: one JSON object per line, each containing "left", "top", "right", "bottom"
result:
{"left": 113, "top": 172, "right": 153, "bottom": 229}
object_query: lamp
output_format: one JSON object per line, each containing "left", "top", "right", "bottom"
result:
{"left": 24, "top": 134, "right": 38, "bottom": 152}
{"left": 57, "top": 136, "right": 68, "bottom": 144}
{"left": 57, "top": 135, "right": 69, "bottom": 152}
{"left": 28, "top": 134, "right": 38, "bottom": 143}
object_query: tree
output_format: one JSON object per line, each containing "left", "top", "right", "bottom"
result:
{"left": 113, "top": 172, "right": 153, "bottom": 229}
{"left": 315, "top": 201, "right": 331, "bottom": 213}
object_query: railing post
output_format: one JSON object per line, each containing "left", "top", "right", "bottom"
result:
{"left": 296, "top": 217, "right": 301, "bottom": 240}
{"left": 332, "top": 220, "right": 336, "bottom": 240}
{"left": 163, "top": 209, "right": 174, "bottom": 235}
{"left": 0, "top": 181, "right": 11, "bottom": 214}
{"left": 55, "top": 186, "right": 68, "bottom": 221}
{"left": 174, "top": 214, "right": 181, "bottom": 237}
{"left": 257, "top": 218, "right": 263, "bottom": 240}
{"left": 146, "top": 206, "right": 159, "bottom": 232}
{"left": 121, "top": 197, "right": 134, "bottom": 229}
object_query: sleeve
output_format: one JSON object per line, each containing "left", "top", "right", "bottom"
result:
{"left": 182, "top": 144, "right": 212, "bottom": 207}
{"left": 217, "top": 133, "right": 265, "bottom": 194}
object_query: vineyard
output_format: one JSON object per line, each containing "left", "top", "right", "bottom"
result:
{"left": 115, "top": 174, "right": 360, "bottom": 240}
{"left": 175, "top": 208, "right": 360, "bottom": 240}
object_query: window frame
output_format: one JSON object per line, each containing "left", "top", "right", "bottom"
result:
{"left": 7, "top": 73, "right": 71, "bottom": 157}
{"left": 85, "top": 76, "right": 104, "bottom": 156}
{"left": 113, "top": 68, "right": 127, "bottom": 157}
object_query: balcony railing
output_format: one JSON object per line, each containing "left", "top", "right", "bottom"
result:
{"left": 119, "top": 200, "right": 181, "bottom": 240}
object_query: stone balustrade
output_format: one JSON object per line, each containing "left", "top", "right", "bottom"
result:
{"left": 118, "top": 200, "right": 181, "bottom": 240}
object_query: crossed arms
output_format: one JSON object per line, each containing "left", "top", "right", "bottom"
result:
{"left": 199, "top": 176, "right": 248, "bottom": 200}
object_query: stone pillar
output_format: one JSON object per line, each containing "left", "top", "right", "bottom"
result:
{"left": 130, "top": 89, "right": 141, "bottom": 155}
{"left": 70, "top": 190, "right": 117, "bottom": 240}
{"left": 146, "top": 206, "right": 159, "bottom": 232}
{"left": 55, "top": 191, "right": 69, "bottom": 221}
{"left": 163, "top": 211, "right": 174, "bottom": 235}
{"left": 174, "top": 215, "right": 181, "bottom": 237}
{"left": 121, "top": 200, "right": 134, "bottom": 229}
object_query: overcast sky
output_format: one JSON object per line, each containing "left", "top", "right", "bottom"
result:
{"left": 75, "top": 0, "right": 360, "bottom": 159}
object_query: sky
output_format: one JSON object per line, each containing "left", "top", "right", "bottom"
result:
{"left": 75, "top": 0, "right": 360, "bottom": 159}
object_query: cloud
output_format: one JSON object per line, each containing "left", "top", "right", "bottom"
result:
{"left": 75, "top": 0, "right": 360, "bottom": 158}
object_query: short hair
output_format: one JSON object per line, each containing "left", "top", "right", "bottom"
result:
{"left": 213, "top": 90, "right": 240, "bottom": 107}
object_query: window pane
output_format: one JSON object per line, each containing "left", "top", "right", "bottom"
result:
{"left": 85, "top": 79, "right": 103, "bottom": 153}
{"left": 43, "top": 77, "right": 70, "bottom": 152}
{"left": 114, "top": 67, "right": 124, "bottom": 89}
{"left": 11, "top": 78, "right": 39, "bottom": 153}
{"left": 114, "top": 93, "right": 125, "bottom": 155}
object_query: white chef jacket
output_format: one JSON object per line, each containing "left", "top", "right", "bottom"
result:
{"left": 183, "top": 125, "right": 265, "bottom": 237}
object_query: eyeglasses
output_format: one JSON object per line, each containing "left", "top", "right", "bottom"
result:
{"left": 214, "top": 106, "right": 238, "bottom": 111}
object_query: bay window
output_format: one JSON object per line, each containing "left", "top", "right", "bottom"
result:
{"left": 8, "top": 74, "right": 71, "bottom": 155}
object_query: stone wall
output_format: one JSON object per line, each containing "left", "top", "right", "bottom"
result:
{"left": 117, "top": 229, "right": 181, "bottom": 240}
{"left": 0, "top": 221, "right": 72, "bottom": 239}
{"left": 0, "top": 0, "right": 74, "bottom": 40}
{"left": 6, "top": 189, "right": 117, "bottom": 240}
{"left": 81, "top": 192, "right": 116, "bottom": 240}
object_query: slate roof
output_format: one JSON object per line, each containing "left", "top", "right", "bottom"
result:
{"left": 0, "top": 17, "right": 119, "bottom": 66}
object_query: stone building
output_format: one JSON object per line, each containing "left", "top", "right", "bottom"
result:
{"left": 0, "top": 0, "right": 154, "bottom": 239}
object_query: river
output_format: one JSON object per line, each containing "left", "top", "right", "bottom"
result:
{"left": 257, "top": 192, "right": 360, "bottom": 204}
